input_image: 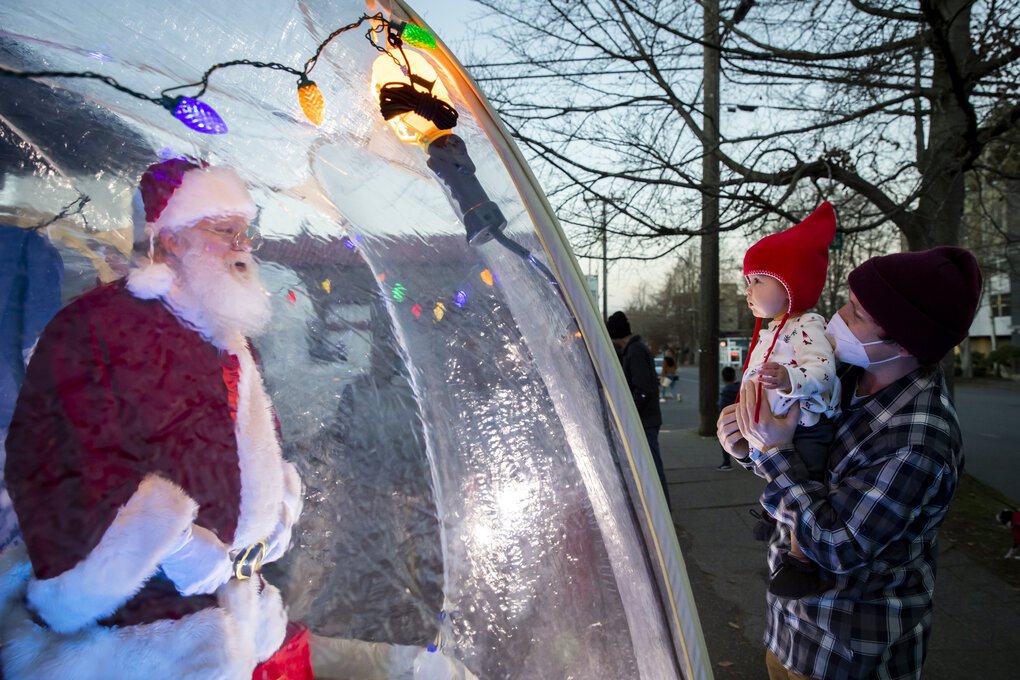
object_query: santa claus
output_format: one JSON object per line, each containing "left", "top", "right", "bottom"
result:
{"left": 0, "top": 158, "right": 303, "bottom": 678}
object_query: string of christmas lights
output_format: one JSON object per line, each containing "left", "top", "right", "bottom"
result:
{"left": 0, "top": 12, "right": 439, "bottom": 133}
{"left": 0, "top": 7, "right": 563, "bottom": 313}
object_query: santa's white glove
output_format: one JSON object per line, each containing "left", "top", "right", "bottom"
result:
{"left": 161, "top": 524, "right": 233, "bottom": 596}
{"left": 265, "top": 461, "right": 304, "bottom": 564}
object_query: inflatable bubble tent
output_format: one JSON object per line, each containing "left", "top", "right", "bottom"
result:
{"left": 0, "top": 0, "right": 710, "bottom": 678}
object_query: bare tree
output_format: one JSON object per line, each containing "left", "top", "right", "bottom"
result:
{"left": 465, "top": 0, "right": 1020, "bottom": 254}
{"left": 629, "top": 246, "right": 703, "bottom": 354}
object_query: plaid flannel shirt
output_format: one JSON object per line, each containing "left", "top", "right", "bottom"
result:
{"left": 745, "top": 367, "right": 962, "bottom": 680}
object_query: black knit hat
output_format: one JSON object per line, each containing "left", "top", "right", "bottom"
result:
{"left": 848, "top": 246, "right": 982, "bottom": 363}
{"left": 606, "top": 311, "right": 631, "bottom": 339}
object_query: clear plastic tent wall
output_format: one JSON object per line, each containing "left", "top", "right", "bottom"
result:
{"left": 0, "top": 0, "right": 710, "bottom": 678}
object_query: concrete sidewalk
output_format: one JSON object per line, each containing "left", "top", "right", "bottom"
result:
{"left": 657, "top": 395, "right": 1020, "bottom": 680}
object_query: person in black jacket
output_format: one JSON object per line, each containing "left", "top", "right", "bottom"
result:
{"left": 606, "top": 311, "right": 670, "bottom": 510}
{"left": 717, "top": 365, "right": 740, "bottom": 470}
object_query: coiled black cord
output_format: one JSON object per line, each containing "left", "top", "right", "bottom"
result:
{"left": 378, "top": 81, "right": 458, "bottom": 130}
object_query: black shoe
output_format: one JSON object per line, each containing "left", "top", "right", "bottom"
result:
{"left": 749, "top": 509, "right": 777, "bottom": 542}
{"left": 768, "top": 553, "right": 833, "bottom": 598}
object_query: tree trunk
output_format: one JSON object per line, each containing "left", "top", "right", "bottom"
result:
{"left": 912, "top": 0, "right": 976, "bottom": 251}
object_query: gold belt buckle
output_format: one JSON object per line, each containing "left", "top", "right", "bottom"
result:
{"left": 232, "top": 539, "right": 267, "bottom": 580}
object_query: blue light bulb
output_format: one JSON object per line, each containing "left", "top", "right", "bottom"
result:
{"left": 162, "top": 96, "right": 228, "bottom": 135}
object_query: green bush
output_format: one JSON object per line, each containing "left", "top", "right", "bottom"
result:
{"left": 989, "top": 343, "right": 1020, "bottom": 375}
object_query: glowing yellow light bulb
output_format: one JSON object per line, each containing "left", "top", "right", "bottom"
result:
{"left": 433, "top": 302, "right": 446, "bottom": 321}
{"left": 371, "top": 51, "right": 454, "bottom": 148}
{"left": 298, "top": 75, "right": 324, "bottom": 126}
{"left": 480, "top": 269, "right": 494, "bottom": 286}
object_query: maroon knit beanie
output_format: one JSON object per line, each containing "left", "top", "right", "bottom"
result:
{"left": 848, "top": 246, "right": 982, "bottom": 363}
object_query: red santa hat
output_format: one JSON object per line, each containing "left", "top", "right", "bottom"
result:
{"left": 134, "top": 158, "right": 256, "bottom": 242}
{"left": 743, "top": 202, "right": 837, "bottom": 315}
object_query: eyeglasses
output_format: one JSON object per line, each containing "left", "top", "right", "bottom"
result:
{"left": 196, "top": 224, "right": 264, "bottom": 252}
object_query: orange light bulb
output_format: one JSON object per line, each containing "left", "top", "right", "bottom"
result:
{"left": 298, "top": 75, "right": 324, "bottom": 126}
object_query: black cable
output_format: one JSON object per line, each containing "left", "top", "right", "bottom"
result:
{"left": 0, "top": 66, "right": 161, "bottom": 103}
{"left": 162, "top": 59, "right": 302, "bottom": 98}
{"left": 305, "top": 13, "right": 388, "bottom": 76}
{"left": 31, "top": 193, "right": 92, "bottom": 231}
{"left": 378, "top": 82, "right": 458, "bottom": 129}
{"left": 491, "top": 229, "right": 561, "bottom": 294}
{"left": 0, "top": 13, "right": 400, "bottom": 113}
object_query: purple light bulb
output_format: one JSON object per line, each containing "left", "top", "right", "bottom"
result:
{"left": 163, "top": 96, "right": 228, "bottom": 135}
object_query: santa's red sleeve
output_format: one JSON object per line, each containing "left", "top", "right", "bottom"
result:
{"left": 4, "top": 287, "right": 197, "bottom": 632}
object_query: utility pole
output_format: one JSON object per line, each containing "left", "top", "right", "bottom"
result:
{"left": 601, "top": 200, "right": 609, "bottom": 321}
{"left": 585, "top": 194, "right": 613, "bottom": 320}
{"left": 1009, "top": 182, "right": 1020, "bottom": 373}
{"left": 699, "top": 0, "right": 721, "bottom": 436}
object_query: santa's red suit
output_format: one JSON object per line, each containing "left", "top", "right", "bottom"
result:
{"left": 0, "top": 261, "right": 302, "bottom": 678}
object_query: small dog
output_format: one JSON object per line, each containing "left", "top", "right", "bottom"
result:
{"left": 996, "top": 508, "right": 1020, "bottom": 559}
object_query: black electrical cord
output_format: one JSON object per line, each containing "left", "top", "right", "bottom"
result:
{"left": 378, "top": 81, "right": 458, "bottom": 130}
{"left": 0, "top": 13, "right": 398, "bottom": 113}
{"left": 491, "top": 229, "right": 561, "bottom": 294}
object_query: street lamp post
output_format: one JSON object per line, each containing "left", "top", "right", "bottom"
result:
{"left": 584, "top": 195, "right": 613, "bottom": 321}
{"left": 600, "top": 201, "right": 608, "bottom": 321}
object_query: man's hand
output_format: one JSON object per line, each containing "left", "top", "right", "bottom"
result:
{"left": 161, "top": 524, "right": 233, "bottom": 596}
{"left": 757, "top": 362, "right": 791, "bottom": 392}
{"left": 264, "top": 461, "right": 304, "bottom": 564}
{"left": 264, "top": 502, "right": 296, "bottom": 564}
{"left": 736, "top": 381, "right": 799, "bottom": 452}
{"left": 717, "top": 403, "right": 749, "bottom": 460}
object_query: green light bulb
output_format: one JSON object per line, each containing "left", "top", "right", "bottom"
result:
{"left": 401, "top": 23, "right": 437, "bottom": 50}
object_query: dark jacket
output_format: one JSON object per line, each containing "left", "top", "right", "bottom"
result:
{"left": 617, "top": 335, "right": 662, "bottom": 428}
{"left": 718, "top": 382, "right": 740, "bottom": 410}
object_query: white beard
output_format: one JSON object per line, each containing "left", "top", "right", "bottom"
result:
{"left": 166, "top": 247, "right": 272, "bottom": 349}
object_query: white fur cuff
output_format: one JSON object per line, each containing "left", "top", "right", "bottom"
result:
{"left": 26, "top": 475, "right": 198, "bottom": 633}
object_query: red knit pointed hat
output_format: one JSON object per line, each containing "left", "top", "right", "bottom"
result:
{"left": 743, "top": 202, "right": 837, "bottom": 315}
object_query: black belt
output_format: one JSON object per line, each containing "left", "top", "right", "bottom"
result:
{"left": 230, "top": 539, "right": 267, "bottom": 581}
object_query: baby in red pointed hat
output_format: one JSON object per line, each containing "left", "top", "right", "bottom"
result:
{"left": 740, "top": 201, "right": 841, "bottom": 599}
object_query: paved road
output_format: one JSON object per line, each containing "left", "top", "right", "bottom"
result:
{"left": 955, "top": 381, "right": 1020, "bottom": 502}
{"left": 670, "top": 367, "right": 1020, "bottom": 502}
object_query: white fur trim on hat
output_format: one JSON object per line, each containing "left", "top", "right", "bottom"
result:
{"left": 151, "top": 166, "right": 256, "bottom": 234}
{"left": 126, "top": 262, "right": 176, "bottom": 300}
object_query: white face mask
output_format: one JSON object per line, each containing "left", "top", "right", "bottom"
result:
{"left": 826, "top": 313, "right": 901, "bottom": 368}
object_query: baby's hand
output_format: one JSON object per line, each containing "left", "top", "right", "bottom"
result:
{"left": 758, "top": 362, "right": 791, "bottom": 392}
